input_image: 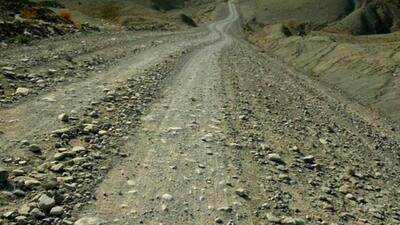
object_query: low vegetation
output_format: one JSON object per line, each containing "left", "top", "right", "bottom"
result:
{"left": 20, "top": 7, "right": 37, "bottom": 19}
{"left": 151, "top": 0, "right": 185, "bottom": 10}
{"left": 180, "top": 14, "right": 197, "bottom": 27}
{"left": 96, "top": 4, "right": 121, "bottom": 22}
{"left": 5, "top": 34, "right": 33, "bottom": 44}
{"left": 57, "top": 8, "right": 72, "bottom": 21}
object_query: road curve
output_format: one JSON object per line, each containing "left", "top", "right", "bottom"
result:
{"left": 77, "top": 1, "right": 253, "bottom": 224}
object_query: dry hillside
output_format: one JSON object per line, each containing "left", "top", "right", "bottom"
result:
{"left": 244, "top": 0, "right": 400, "bottom": 123}
{"left": 56, "top": 0, "right": 217, "bottom": 30}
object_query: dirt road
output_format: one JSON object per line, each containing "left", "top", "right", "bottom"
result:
{"left": 1, "top": 1, "right": 400, "bottom": 225}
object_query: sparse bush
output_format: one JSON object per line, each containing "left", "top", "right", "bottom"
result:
{"left": 5, "top": 35, "right": 33, "bottom": 44}
{"left": 152, "top": 0, "right": 185, "bottom": 10}
{"left": 20, "top": 7, "right": 37, "bottom": 19}
{"left": 180, "top": 14, "right": 197, "bottom": 27}
{"left": 38, "top": 1, "right": 64, "bottom": 8}
{"left": 96, "top": 4, "right": 121, "bottom": 21}
{"left": 15, "top": 0, "right": 33, "bottom": 4}
{"left": 57, "top": 8, "right": 72, "bottom": 21}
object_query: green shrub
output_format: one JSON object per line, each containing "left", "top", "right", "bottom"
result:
{"left": 5, "top": 34, "right": 33, "bottom": 44}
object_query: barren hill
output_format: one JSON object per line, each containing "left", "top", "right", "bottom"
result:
{"left": 245, "top": 0, "right": 400, "bottom": 123}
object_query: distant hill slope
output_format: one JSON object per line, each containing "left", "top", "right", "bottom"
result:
{"left": 244, "top": 0, "right": 400, "bottom": 122}
{"left": 326, "top": 0, "right": 400, "bottom": 35}
{"left": 239, "top": 0, "right": 351, "bottom": 25}
{"left": 241, "top": 0, "right": 400, "bottom": 35}
{"left": 55, "top": 0, "right": 216, "bottom": 28}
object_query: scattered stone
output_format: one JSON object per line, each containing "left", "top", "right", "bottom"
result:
{"left": 13, "top": 189, "right": 26, "bottom": 197}
{"left": 28, "top": 144, "right": 42, "bottom": 153}
{"left": 3, "top": 70, "right": 16, "bottom": 79}
{"left": 42, "top": 96, "right": 57, "bottom": 102}
{"left": 54, "top": 151, "right": 75, "bottom": 161}
{"left": 268, "top": 153, "right": 285, "bottom": 164}
{"left": 30, "top": 208, "right": 45, "bottom": 219}
{"left": 50, "top": 163, "right": 64, "bottom": 172}
{"left": 18, "top": 205, "right": 31, "bottom": 216}
{"left": 50, "top": 206, "right": 64, "bottom": 217}
{"left": 127, "top": 180, "right": 135, "bottom": 186}
{"left": 15, "top": 216, "right": 28, "bottom": 225}
{"left": 235, "top": 188, "right": 249, "bottom": 199}
{"left": 74, "top": 217, "right": 105, "bottom": 225}
{"left": 281, "top": 217, "right": 306, "bottom": 225}
{"left": 266, "top": 212, "right": 281, "bottom": 223}
{"left": 302, "top": 155, "right": 315, "bottom": 164}
{"left": 15, "top": 87, "right": 30, "bottom": 96}
{"left": 198, "top": 164, "right": 206, "bottom": 169}
{"left": 215, "top": 218, "right": 224, "bottom": 224}
{"left": 52, "top": 127, "right": 76, "bottom": 136}
{"left": 23, "top": 178, "right": 41, "bottom": 189}
{"left": 72, "top": 146, "right": 86, "bottom": 153}
{"left": 58, "top": 113, "right": 69, "bottom": 122}
{"left": 217, "top": 207, "right": 233, "bottom": 213}
{"left": 37, "top": 194, "right": 55, "bottom": 211}
{"left": 98, "top": 130, "right": 108, "bottom": 135}
{"left": 13, "top": 169, "right": 25, "bottom": 176}
{"left": 2, "top": 211, "right": 14, "bottom": 219}
{"left": 48, "top": 69, "right": 57, "bottom": 75}
{"left": 160, "top": 204, "right": 168, "bottom": 211}
{"left": 162, "top": 193, "right": 173, "bottom": 201}
{"left": 2, "top": 66, "right": 14, "bottom": 71}
{"left": 201, "top": 133, "right": 214, "bottom": 142}
{"left": 319, "top": 138, "right": 328, "bottom": 145}
{"left": 167, "top": 127, "right": 183, "bottom": 132}
{"left": 0, "top": 167, "right": 9, "bottom": 183}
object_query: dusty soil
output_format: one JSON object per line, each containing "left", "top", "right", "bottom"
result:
{"left": 1, "top": 1, "right": 400, "bottom": 225}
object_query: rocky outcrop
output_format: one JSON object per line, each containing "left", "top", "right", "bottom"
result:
{"left": 326, "top": 0, "right": 400, "bottom": 34}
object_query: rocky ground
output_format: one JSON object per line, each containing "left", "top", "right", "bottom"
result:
{"left": 1, "top": 0, "right": 400, "bottom": 225}
{"left": 0, "top": 25, "right": 212, "bottom": 224}
{"left": 219, "top": 41, "right": 400, "bottom": 225}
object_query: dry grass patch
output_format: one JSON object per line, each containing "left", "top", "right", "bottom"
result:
{"left": 20, "top": 7, "right": 37, "bottom": 19}
{"left": 96, "top": 4, "right": 121, "bottom": 22}
{"left": 57, "top": 8, "right": 72, "bottom": 21}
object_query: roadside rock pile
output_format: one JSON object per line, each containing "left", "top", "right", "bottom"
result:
{"left": 126, "top": 22, "right": 178, "bottom": 32}
{"left": 0, "top": 1, "right": 99, "bottom": 43}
